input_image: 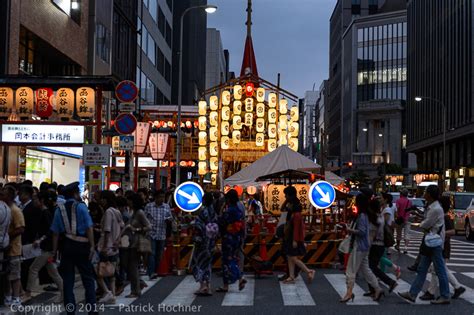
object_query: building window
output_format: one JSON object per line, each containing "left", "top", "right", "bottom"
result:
{"left": 137, "top": 16, "right": 142, "bottom": 46}
{"left": 165, "top": 22, "right": 172, "bottom": 47}
{"left": 141, "top": 26, "right": 148, "bottom": 53}
{"left": 164, "top": 59, "right": 171, "bottom": 83}
{"left": 51, "top": 0, "right": 81, "bottom": 24}
{"left": 96, "top": 24, "right": 110, "bottom": 63}
{"left": 148, "top": 33, "right": 155, "bottom": 65}
{"left": 351, "top": 0, "right": 361, "bottom": 15}
{"left": 158, "top": 7, "right": 165, "bottom": 36}
{"left": 156, "top": 46, "right": 164, "bottom": 74}
{"left": 149, "top": 0, "right": 157, "bottom": 23}
{"left": 166, "top": 0, "right": 172, "bottom": 11}
{"left": 146, "top": 79, "right": 155, "bottom": 104}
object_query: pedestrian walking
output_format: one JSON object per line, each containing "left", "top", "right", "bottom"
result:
{"left": 51, "top": 182, "right": 98, "bottom": 315}
{"left": 340, "top": 193, "right": 384, "bottom": 303}
{"left": 398, "top": 185, "right": 450, "bottom": 304}
{"left": 191, "top": 193, "right": 218, "bottom": 296}
{"left": 216, "top": 189, "right": 246, "bottom": 292}
{"left": 281, "top": 186, "right": 315, "bottom": 284}
{"left": 418, "top": 195, "right": 465, "bottom": 300}
{"left": 395, "top": 189, "right": 412, "bottom": 253}
{"left": 96, "top": 191, "right": 124, "bottom": 304}
{"left": 144, "top": 190, "right": 171, "bottom": 279}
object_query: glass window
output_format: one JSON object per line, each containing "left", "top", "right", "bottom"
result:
{"left": 369, "top": 27, "right": 373, "bottom": 41}
{"left": 402, "top": 41, "right": 407, "bottom": 59}
{"left": 166, "top": 0, "right": 172, "bottom": 11}
{"left": 388, "top": 24, "right": 392, "bottom": 39}
{"left": 156, "top": 46, "right": 164, "bottom": 74}
{"left": 142, "top": 26, "right": 148, "bottom": 53}
{"left": 398, "top": 42, "right": 403, "bottom": 59}
{"left": 136, "top": 67, "right": 140, "bottom": 84}
{"left": 358, "top": 28, "right": 364, "bottom": 42}
{"left": 143, "top": 0, "right": 149, "bottom": 8}
{"left": 164, "top": 60, "right": 171, "bottom": 83}
{"left": 166, "top": 22, "right": 172, "bottom": 47}
{"left": 158, "top": 7, "right": 165, "bottom": 36}
{"left": 149, "top": 0, "right": 157, "bottom": 22}
{"left": 146, "top": 78, "right": 155, "bottom": 104}
{"left": 403, "top": 22, "right": 407, "bottom": 36}
{"left": 387, "top": 43, "right": 392, "bottom": 59}
{"left": 140, "top": 71, "right": 147, "bottom": 101}
{"left": 147, "top": 33, "right": 155, "bottom": 65}
{"left": 137, "top": 17, "right": 141, "bottom": 46}
{"left": 96, "top": 23, "right": 110, "bottom": 63}
{"left": 374, "top": 27, "right": 379, "bottom": 41}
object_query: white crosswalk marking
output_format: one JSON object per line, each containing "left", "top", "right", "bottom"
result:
{"left": 279, "top": 276, "right": 316, "bottom": 306}
{"left": 426, "top": 273, "right": 474, "bottom": 304}
{"left": 461, "top": 272, "right": 474, "bottom": 279}
{"left": 162, "top": 275, "right": 197, "bottom": 306}
{"left": 324, "top": 274, "right": 378, "bottom": 305}
{"left": 387, "top": 274, "right": 430, "bottom": 304}
{"left": 222, "top": 277, "right": 255, "bottom": 306}
{"left": 106, "top": 279, "right": 160, "bottom": 308}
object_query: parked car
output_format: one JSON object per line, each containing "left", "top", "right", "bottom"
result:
{"left": 408, "top": 198, "right": 426, "bottom": 224}
{"left": 465, "top": 198, "right": 474, "bottom": 240}
{"left": 443, "top": 192, "right": 474, "bottom": 235}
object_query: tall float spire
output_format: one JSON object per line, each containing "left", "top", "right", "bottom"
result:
{"left": 240, "top": 0, "right": 259, "bottom": 77}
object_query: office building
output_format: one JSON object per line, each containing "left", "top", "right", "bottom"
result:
{"left": 302, "top": 90, "right": 318, "bottom": 159}
{"left": 206, "top": 28, "right": 228, "bottom": 90}
{"left": 406, "top": 0, "right": 474, "bottom": 191}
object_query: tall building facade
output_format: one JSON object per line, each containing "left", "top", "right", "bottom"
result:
{"left": 302, "top": 90, "right": 318, "bottom": 159}
{"left": 315, "top": 80, "right": 328, "bottom": 165}
{"left": 171, "top": 0, "right": 207, "bottom": 105}
{"left": 205, "top": 28, "right": 228, "bottom": 90}
{"left": 136, "top": 0, "right": 173, "bottom": 105}
{"left": 328, "top": 0, "right": 405, "bottom": 165}
{"left": 407, "top": 0, "right": 474, "bottom": 191}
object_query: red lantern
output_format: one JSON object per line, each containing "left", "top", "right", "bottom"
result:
{"left": 233, "top": 185, "right": 244, "bottom": 197}
{"left": 245, "top": 82, "right": 254, "bottom": 97}
{"left": 35, "top": 88, "right": 54, "bottom": 118}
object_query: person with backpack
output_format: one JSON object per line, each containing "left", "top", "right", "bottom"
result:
{"left": 191, "top": 193, "right": 218, "bottom": 296}
{"left": 395, "top": 189, "right": 412, "bottom": 253}
{"left": 96, "top": 191, "right": 124, "bottom": 304}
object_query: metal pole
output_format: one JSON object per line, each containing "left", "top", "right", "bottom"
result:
{"left": 176, "top": 9, "right": 186, "bottom": 188}
{"left": 443, "top": 103, "right": 446, "bottom": 191}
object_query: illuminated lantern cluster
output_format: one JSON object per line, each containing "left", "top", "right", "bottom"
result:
{"left": 198, "top": 100, "right": 208, "bottom": 175}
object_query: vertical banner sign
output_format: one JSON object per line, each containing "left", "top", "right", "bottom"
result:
{"left": 15, "top": 87, "right": 34, "bottom": 119}
{"left": 56, "top": 88, "right": 74, "bottom": 120}
{"left": 149, "top": 133, "right": 169, "bottom": 160}
{"left": 76, "top": 87, "right": 95, "bottom": 119}
{"left": 264, "top": 184, "right": 310, "bottom": 213}
{"left": 133, "top": 122, "right": 151, "bottom": 154}
{"left": 0, "top": 87, "right": 13, "bottom": 119}
{"left": 35, "top": 88, "right": 54, "bottom": 118}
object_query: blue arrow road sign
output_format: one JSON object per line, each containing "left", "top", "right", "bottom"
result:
{"left": 174, "top": 182, "right": 204, "bottom": 212}
{"left": 309, "top": 180, "right": 336, "bottom": 209}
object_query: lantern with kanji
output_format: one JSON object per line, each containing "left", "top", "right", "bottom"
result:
{"left": 210, "top": 95, "right": 218, "bottom": 110}
{"left": 198, "top": 100, "right": 207, "bottom": 115}
{"left": 35, "top": 88, "right": 54, "bottom": 119}
{"left": 233, "top": 101, "right": 242, "bottom": 115}
{"left": 56, "top": 88, "right": 74, "bottom": 120}
{"left": 0, "top": 87, "right": 14, "bottom": 119}
{"left": 15, "top": 87, "right": 33, "bottom": 120}
{"left": 76, "top": 87, "right": 95, "bottom": 119}
{"left": 222, "top": 90, "right": 231, "bottom": 105}
{"left": 232, "top": 130, "right": 241, "bottom": 144}
{"left": 256, "top": 87, "right": 265, "bottom": 102}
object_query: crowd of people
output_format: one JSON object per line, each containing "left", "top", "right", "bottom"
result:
{"left": 339, "top": 185, "right": 466, "bottom": 304}
{"left": 0, "top": 179, "right": 466, "bottom": 313}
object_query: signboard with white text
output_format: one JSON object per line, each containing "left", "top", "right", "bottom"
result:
{"left": 115, "top": 157, "right": 157, "bottom": 168}
{"left": 83, "top": 144, "right": 111, "bottom": 166}
{"left": 1, "top": 124, "right": 84, "bottom": 145}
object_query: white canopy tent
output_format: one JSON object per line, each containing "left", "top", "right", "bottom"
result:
{"left": 223, "top": 145, "right": 322, "bottom": 187}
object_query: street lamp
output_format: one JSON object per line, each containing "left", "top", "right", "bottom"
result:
{"left": 414, "top": 96, "right": 447, "bottom": 189}
{"left": 176, "top": 4, "right": 217, "bottom": 188}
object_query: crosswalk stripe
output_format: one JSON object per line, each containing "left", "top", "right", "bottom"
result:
{"left": 106, "top": 279, "right": 160, "bottom": 308}
{"left": 279, "top": 276, "right": 316, "bottom": 306}
{"left": 461, "top": 272, "right": 474, "bottom": 279}
{"left": 222, "top": 277, "right": 255, "bottom": 306}
{"left": 324, "top": 274, "right": 378, "bottom": 305}
{"left": 405, "top": 253, "right": 474, "bottom": 268}
{"left": 161, "top": 276, "right": 197, "bottom": 306}
{"left": 426, "top": 273, "right": 474, "bottom": 304}
{"left": 387, "top": 274, "right": 430, "bottom": 304}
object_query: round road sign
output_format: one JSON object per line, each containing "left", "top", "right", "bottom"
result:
{"left": 115, "top": 80, "right": 138, "bottom": 103}
{"left": 174, "top": 182, "right": 204, "bottom": 213}
{"left": 309, "top": 180, "right": 336, "bottom": 209}
{"left": 115, "top": 113, "right": 137, "bottom": 135}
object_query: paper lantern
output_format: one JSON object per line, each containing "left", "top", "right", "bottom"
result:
{"left": 76, "top": 87, "right": 95, "bottom": 119}
{"left": 268, "top": 108, "right": 277, "bottom": 123}
{"left": 247, "top": 186, "right": 257, "bottom": 195}
{"left": 256, "top": 87, "right": 265, "bottom": 102}
{"left": 279, "top": 131, "right": 288, "bottom": 146}
{"left": 232, "top": 130, "right": 241, "bottom": 144}
{"left": 112, "top": 136, "right": 120, "bottom": 151}
{"left": 245, "top": 98, "right": 254, "bottom": 112}
{"left": 221, "top": 121, "right": 230, "bottom": 136}
{"left": 221, "top": 136, "right": 230, "bottom": 149}
{"left": 210, "top": 95, "right": 218, "bottom": 111}
{"left": 256, "top": 102, "right": 265, "bottom": 118}
{"left": 244, "top": 112, "right": 253, "bottom": 126}
{"left": 211, "top": 173, "right": 217, "bottom": 186}
{"left": 198, "top": 147, "right": 207, "bottom": 160}
{"left": 245, "top": 82, "right": 255, "bottom": 97}
{"left": 222, "top": 106, "right": 230, "bottom": 121}
{"left": 56, "top": 88, "right": 74, "bottom": 120}
{"left": 198, "top": 116, "right": 207, "bottom": 131}
{"left": 279, "top": 98, "right": 288, "bottom": 115}
{"left": 36, "top": 87, "right": 54, "bottom": 118}
{"left": 0, "top": 87, "right": 13, "bottom": 119}
{"left": 268, "top": 124, "right": 277, "bottom": 138}
{"left": 256, "top": 118, "right": 265, "bottom": 132}
{"left": 209, "top": 111, "right": 218, "bottom": 126}
{"left": 279, "top": 116, "right": 288, "bottom": 131}
{"left": 233, "top": 85, "right": 242, "bottom": 100}
{"left": 268, "top": 93, "right": 277, "bottom": 108}
{"left": 232, "top": 115, "right": 242, "bottom": 130}
{"left": 255, "top": 133, "right": 265, "bottom": 147}
{"left": 290, "top": 122, "right": 299, "bottom": 137}
{"left": 198, "top": 131, "right": 207, "bottom": 146}
{"left": 15, "top": 87, "right": 33, "bottom": 119}
{"left": 222, "top": 90, "right": 231, "bottom": 106}
{"left": 210, "top": 142, "right": 218, "bottom": 157}
{"left": 149, "top": 133, "right": 169, "bottom": 160}
{"left": 210, "top": 157, "right": 218, "bottom": 171}
{"left": 209, "top": 127, "right": 218, "bottom": 141}
{"left": 268, "top": 139, "right": 277, "bottom": 152}
{"left": 198, "top": 161, "right": 207, "bottom": 175}
{"left": 210, "top": 142, "right": 218, "bottom": 156}
{"left": 290, "top": 105, "right": 299, "bottom": 121}
{"left": 198, "top": 100, "right": 207, "bottom": 115}
{"left": 233, "top": 101, "right": 242, "bottom": 115}
{"left": 288, "top": 138, "right": 299, "bottom": 151}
